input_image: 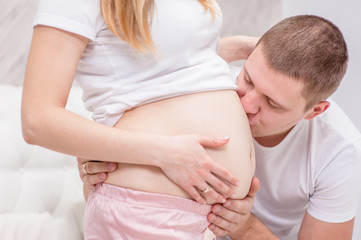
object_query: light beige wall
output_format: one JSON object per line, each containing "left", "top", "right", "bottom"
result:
{"left": 218, "top": 0, "right": 281, "bottom": 37}
{"left": 218, "top": 0, "right": 281, "bottom": 67}
{"left": 0, "top": 0, "right": 40, "bottom": 86}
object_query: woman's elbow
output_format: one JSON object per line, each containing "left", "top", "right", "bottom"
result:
{"left": 21, "top": 116, "right": 36, "bottom": 145}
{"left": 21, "top": 108, "right": 43, "bottom": 145}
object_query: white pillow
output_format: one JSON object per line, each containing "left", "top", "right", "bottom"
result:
{"left": 0, "top": 212, "right": 58, "bottom": 240}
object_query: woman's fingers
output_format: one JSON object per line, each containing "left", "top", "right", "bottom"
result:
{"left": 77, "top": 157, "right": 117, "bottom": 188}
{"left": 199, "top": 184, "right": 227, "bottom": 204}
{"left": 159, "top": 134, "right": 240, "bottom": 204}
{"left": 85, "top": 161, "right": 117, "bottom": 175}
{"left": 180, "top": 182, "right": 226, "bottom": 205}
{"left": 205, "top": 173, "right": 237, "bottom": 199}
{"left": 83, "top": 172, "right": 107, "bottom": 185}
{"left": 197, "top": 136, "right": 240, "bottom": 187}
{"left": 78, "top": 160, "right": 117, "bottom": 177}
{"left": 188, "top": 185, "right": 208, "bottom": 204}
{"left": 197, "top": 135, "right": 230, "bottom": 148}
{"left": 192, "top": 160, "right": 232, "bottom": 202}
{"left": 210, "top": 161, "right": 240, "bottom": 187}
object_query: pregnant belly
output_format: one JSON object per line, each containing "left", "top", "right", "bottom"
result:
{"left": 105, "top": 90, "right": 255, "bottom": 203}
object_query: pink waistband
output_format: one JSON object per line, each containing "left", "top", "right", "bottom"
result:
{"left": 93, "top": 183, "right": 211, "bottom": 215}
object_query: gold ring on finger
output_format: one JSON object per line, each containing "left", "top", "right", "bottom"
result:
{"left": 83, "top": 162, "right": 90, "bottom": 175}
{"left": 201, "top": 185, "right": 210, "bottom": 194}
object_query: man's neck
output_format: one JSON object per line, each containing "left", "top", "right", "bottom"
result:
{"left": 254, "top": 127, "right": 294, "bottom": 147}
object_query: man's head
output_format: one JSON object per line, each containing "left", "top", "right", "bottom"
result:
{"left": 236, "top": 15, "right": 348, "bottom": 145}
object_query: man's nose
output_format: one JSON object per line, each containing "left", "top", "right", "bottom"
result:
{"left": 240, "top": 91, "right": 260, "bottom": 114}
{"left": 237, "top": 87, "right": 246, "bottom": 98}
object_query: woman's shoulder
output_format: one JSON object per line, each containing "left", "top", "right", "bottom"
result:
{"left": 33, "top": 0, "right": 103, "bottom": 41}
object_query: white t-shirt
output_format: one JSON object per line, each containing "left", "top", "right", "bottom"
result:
{"left": 253, "top": 99, "right": 361, "bottom": 239}
{"left": 33, "top": 0, "right": 237, "bottom": 126}
{"left": 220, "top": 99, "right": 361, "bottom": 240}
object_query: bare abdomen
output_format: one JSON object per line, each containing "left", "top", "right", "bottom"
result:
{"left": 105, "top": 90, "right": 255, "bottom": 203}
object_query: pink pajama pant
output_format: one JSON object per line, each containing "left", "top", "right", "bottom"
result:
{"left": 84, "top": 183, "right": 212, "bottom": 240}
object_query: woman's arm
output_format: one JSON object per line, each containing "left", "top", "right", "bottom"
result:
{"left": 218, "top": 35, "right": 259, "bottom": 63}
{"left": 22, "top": 25, "right": 240, "bottom": 203}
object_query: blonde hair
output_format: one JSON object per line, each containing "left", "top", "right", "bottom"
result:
{"left": 100, "top": 0, "right": 217, "bottom": 53}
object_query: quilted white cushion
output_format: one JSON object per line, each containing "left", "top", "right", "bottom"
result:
{"left": 0, "top": 85, "right": 89, "bottom": 240}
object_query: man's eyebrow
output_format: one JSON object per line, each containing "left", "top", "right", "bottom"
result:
{"left": 243, "top": 66, "right": 287, "bottom": 110}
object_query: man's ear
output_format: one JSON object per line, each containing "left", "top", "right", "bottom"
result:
{"left": 304, "top": 101, "right": 330, "bottom": 120}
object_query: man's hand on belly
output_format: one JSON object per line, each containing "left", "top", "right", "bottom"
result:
{"left": 207, "top": 177, "right": 260, "bottom": 238}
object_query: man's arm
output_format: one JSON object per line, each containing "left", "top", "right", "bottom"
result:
{"left": 228, "top": 214, "right": 279, "bottom": 240}
{"left": 210, "top": 188, "right": 354, "bottom": 240}
{"left": 298, "top": 212, "right": 354, "bottom": 240}
{"left": 209, "top": 207, "right": 279, "bottom": 239}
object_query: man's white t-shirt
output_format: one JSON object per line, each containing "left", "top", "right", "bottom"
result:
{"left": 253, "top": 99, "right": 361, "bottom": 239}
{"left": 221, "top": 99, "right": 361, "bottom": 240}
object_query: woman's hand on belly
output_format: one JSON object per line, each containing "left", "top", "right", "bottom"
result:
{"left": 156, "top": 134, "right": 240, "bottom": 204}
{"left": 78, "top": 134, "right": 241, "bottom": 204}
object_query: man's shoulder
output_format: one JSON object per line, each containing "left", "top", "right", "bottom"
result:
{"left": 309, "top": 99, "right": 361, "bottom": 143}
{"left": 300, "top": 99, "right": 361, "bottom": 170}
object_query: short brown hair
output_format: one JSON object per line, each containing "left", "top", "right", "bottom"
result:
{"left": 258, "top": 15, "right": 348, "bottom": 110}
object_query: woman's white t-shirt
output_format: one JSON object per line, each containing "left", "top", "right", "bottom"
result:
{"left": 33, "top": 0, "right": 237, "bottom": 126}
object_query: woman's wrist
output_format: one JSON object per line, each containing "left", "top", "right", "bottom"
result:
{"left": 144, "top": 134, "right": 170, "bottom": 168}
{"left": 218, "top": 35, "right": 259, "bottom": 63}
